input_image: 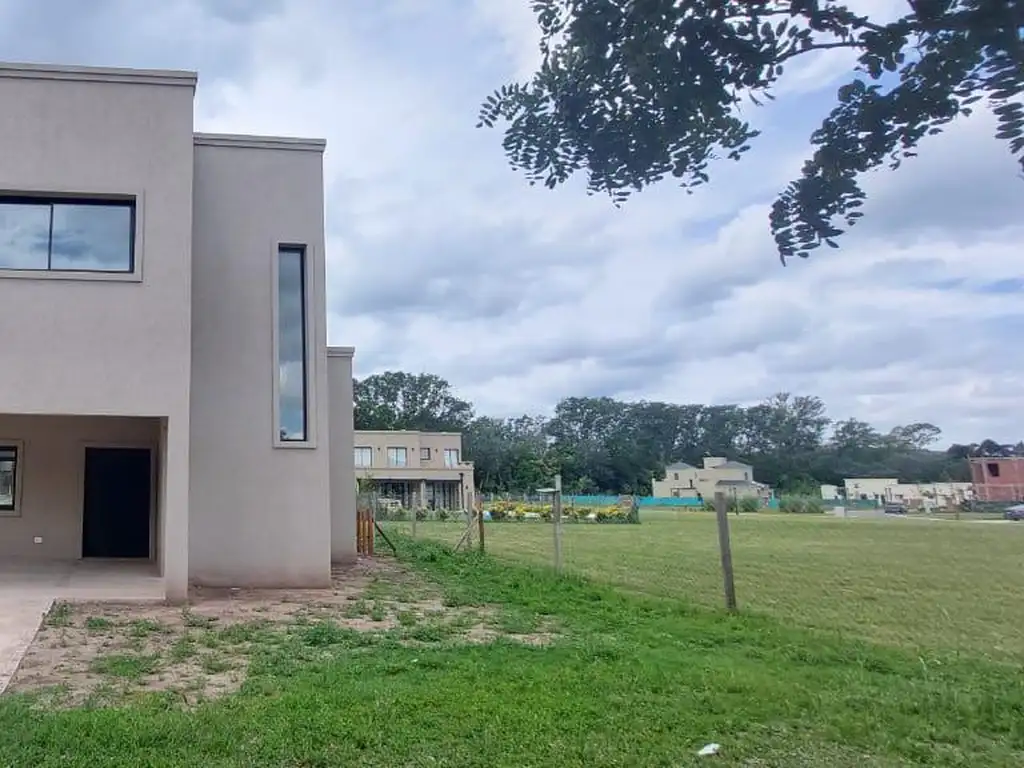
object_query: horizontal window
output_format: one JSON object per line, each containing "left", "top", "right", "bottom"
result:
{"left": 354, "top": 447, "right": 373, "bottom": 468}
{"left": 0, "top": 445, "right": 19, "bottom": 514}
{"left": 0, "top": 196, "right": 135, "bottom": 273}
{"left": 387, "top": 447, "right": 408, "bottom": 468}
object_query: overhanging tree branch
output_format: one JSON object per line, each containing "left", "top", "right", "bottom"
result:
{"left": 480, "top": 0, "right": 1023, "bottom": 262}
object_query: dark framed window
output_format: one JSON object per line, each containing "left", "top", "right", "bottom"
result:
{"left": 420, "top": 447, "right": 431, "bottom": 462}
{"left": 0, "top": 195, "right": 135, "bottom": 273}
{"left": 0, "top": 445, "right": 18, "bottom": 513}
{"left": 277, "top": 245, "right": 309, "bottom": 443}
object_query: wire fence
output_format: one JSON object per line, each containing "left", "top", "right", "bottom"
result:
{"left": 364, "top": 488, "right": 1018, "bottom": 574}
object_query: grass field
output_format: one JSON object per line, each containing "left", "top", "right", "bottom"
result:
{"left": 389, "top": 511, "right": 1024, "bottom": 662}
{"left": 2, "top": 514, "right": 1023, "bottom": 766}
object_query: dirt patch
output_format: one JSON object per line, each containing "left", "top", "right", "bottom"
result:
{"left": 7, "top": 558, "right": 559, "bottom": 708}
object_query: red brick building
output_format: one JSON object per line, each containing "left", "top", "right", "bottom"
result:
{"left": 969, "top": 457, "right": 1024, "bottom": 502}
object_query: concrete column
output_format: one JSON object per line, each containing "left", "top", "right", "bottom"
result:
{"left": 160, "top": 416, "right": 189, "bottom": 603}
{"left": 328, "top": 347, "right": 357, "bottom": 563}
{"left": 419, "top": 479, "right": 427, "bottom": 509}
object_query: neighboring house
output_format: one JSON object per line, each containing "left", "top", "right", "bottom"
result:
{"left": 354, "top": 430, "right": 475, "bottom": 510}
{"left": 841, "top": 478, "right": 972, "bottom": 508}
{"left": 820, "top": 484, "right": 841, "bottom": 500}
{"left": 843, "top": 477, "right": 898, "bottom": 502}
{"left": 969, "top": 457, "right": 1024, "bottom": 502}
{"left": 653, "top": 457, "right": 762, "bottom": 500}
{"left": 0, "top": 62, "right": 357, "bottom": 602}
{"left": 885, "top": 482, "right": 973, "bottom": 508}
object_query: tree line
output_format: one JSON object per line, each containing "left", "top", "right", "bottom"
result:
{"left": 354, "top": 372, "right": 1021, "bottom": 495}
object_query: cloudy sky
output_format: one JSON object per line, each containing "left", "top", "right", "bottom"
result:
{"left": 5, "top": 0, "right": 1022, "bottom": 443}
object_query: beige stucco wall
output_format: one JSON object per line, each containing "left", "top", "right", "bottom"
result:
{"left": 418, "top": 432, "right": 465, "bottom": 469}
{"left": 355, "top": 430, "right": 471, "bottom": 472}
{"left": 0, "top": 64, "right": 195, "bottom": 600}
{"left": 0, "top": 415, "right": 160, "bottom": 560}
{"left": 188, "top": 135, "right": 331, "bottom": 588}
{"left": 328, "top": 347, "right": 357, "bottom": 563}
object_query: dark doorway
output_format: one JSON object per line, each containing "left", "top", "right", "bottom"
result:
{"left": 82, "top": 447, "right": 152, "bottom": 559}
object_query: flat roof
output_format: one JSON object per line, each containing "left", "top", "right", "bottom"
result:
{"left": 354, "top": 430, "right": 463, "bottom": 437}
{"left": 0, "top": 61, "right": 197, "bottom": 88}
{"left": 193, "top": 133, "right": 327, "bottom": 153}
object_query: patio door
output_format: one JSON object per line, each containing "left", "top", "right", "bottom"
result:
{"left": 82, "top": 447, "right": 152, "bottom": 559}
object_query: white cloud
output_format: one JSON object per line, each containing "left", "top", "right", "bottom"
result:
{"left": 6, "top": 0, "right": 1023, "bottom": 444}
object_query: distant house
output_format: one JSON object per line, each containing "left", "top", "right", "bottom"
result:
{"left": 841, "top": 478, "right": 972, "bottom": 508}
{"left": 843, "top": 478, "right": 899, "bottom": 502}
{"left": 969, "top": 457, "right": 1024, "bottom": 502}
{"left": 354, "top": 430, "right": 475, "bottom": 510}
{"left": 653, "top": 457, "right": 764, "bottom": 500}
{"left": 886, "top": 482, "right": 972, "bottom": 508}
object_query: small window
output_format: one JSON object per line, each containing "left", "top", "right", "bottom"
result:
{"left": 420, "top": 447, "right": 431, "bottom": 462}
{"left": 387, "top": 447, "right": 408, "bottom": 467}
{"left": 0, "top": 445, "right": 19, "bottom": 515}
{"left": 444, "top": 449, "right": 459, "bottom": 468}
{"left": 744, "top": 472, "right": 749, "bottom": 481}
{"left": 354, "top": 447, "right": 372, "bottom": 468}
{"left": 0, "top": 196, "right": 135, "bottom": 273}
{"left": 987, "top": 462, "right": 1001, "bottom": 478}
{"left": 276, "top": 245, "right": 309, "bottom": 443}
{"left": 673, "top": 472, "right": 679, "bottom": 481}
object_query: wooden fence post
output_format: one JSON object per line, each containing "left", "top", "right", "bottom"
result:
{"left": 477, "top": 498, "right": 485, "bottom": 553}
{"left": 357, "top": 507, "right": 365, "bottom": 555}
{"left": 553, "top": 474, "right": 563, "bottom": 574}
{"left": 714, "top": 492, "right": 737, "bottom": 613}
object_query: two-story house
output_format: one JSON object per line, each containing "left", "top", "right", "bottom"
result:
{"left": 652, "top": 456, "right": 762, "bottom": 500}
{"left": 353, "top": 430, "right": 475, "bottom": 510}
{"left": 0, "top": 62, "right": 357, "bottom": 601}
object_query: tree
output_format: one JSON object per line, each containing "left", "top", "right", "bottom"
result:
{"left": 463, "top": 415, "right": 554, "bottom": 493}
{"left": 353, "top": 372, "right": 474, "bottom": 432}
{"left": 479, "top": 0, "right": 1024, "bottom": 260}
{"left": 888, "top": 422, "right": 942, "bottom": 450}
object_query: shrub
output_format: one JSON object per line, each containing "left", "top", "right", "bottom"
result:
{"left": 779, "top": 495, "right": 825, "bottom": 514}
{"left": 739, "top": 496, "right": 760, "bottom": 514}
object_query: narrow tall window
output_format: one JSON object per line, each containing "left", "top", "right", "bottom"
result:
{"left": 0, "top": 446, "right": 18, "bottom": 514}
{"left": 277, "top": 246, "right": 308, "bottom": 442}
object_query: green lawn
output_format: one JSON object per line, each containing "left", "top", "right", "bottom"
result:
{"left": 392, "top": 512, "right": 1024, "bottom": 662}
{"left": 2, "top": 518, "right": 1023, "bottom": 766}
